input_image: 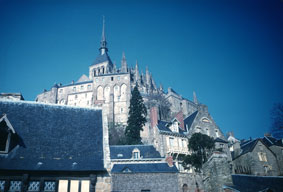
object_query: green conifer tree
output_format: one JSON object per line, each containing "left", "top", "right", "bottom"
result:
{"left": 125, "top": 84, "right": 147, "bottom": 145}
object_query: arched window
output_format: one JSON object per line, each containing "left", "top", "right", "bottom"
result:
{"left": 104, "top": 86, "right": 110, "bottom": 103}
{"left": 182, "top": 184, "right": 188, "bottom": 192}
{"left": 120, "top": 84, "right": 127, "bottom": 101}
{"left": 114, "top": 85, "right": 120, "bottom": 102}
{"left": 132, "top": 148, "right": 140, "bottom": 159}
{"left": 97, "top": 86, "right": 104, "bottom": 100}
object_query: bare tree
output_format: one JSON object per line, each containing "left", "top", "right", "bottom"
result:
{"left": 145, "top": 92, "right": 171, "bottom": 121}
{"left": 270, "top": 103, "right": 283, "bottom": 138}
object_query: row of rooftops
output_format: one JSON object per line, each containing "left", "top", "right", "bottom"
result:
{"left": 0, "top": 100, "right": 178, "bottom": 174}
{"left": 231, "top": 135, "right": 283, "bottom": 160}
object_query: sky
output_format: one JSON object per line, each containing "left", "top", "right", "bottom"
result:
{"left": 0, "top": 0, "right": 282, "bottom": 140}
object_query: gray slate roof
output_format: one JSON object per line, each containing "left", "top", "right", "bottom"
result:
{"left": 111, "top": 163, "right": 178, "bottom": 173}
{"left": 92, "top": 52, "right": 113, "bottom": 66}
{"left": 0, "top": 100, "right": 105, "bottom": 171}
{"left": 110, "top": 145, "right": 162, "bottom": 159}
{"left": 157, "top": 120, "right": 186, "bottom": 136}
{"left": 184, "top": 111, "right": 198, "bottom": 131}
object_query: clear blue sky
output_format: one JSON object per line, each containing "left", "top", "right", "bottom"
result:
{"left": 1, "top": 0, "right": 282, "bottom": 140}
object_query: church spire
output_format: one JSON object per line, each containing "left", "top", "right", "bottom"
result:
{"left": 99, "top": 16, "right": 108, "bottom": 55}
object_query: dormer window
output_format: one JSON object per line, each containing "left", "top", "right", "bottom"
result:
{"left": 132, "top": 148, "right": 140, "bottom": 159}
{"left": 201, "top": 117, "right": 210, "bottom": 123}
{"left": 0, "top": 114, "right": 17, "bottom": 154}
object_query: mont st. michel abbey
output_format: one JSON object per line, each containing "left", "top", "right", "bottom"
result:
{"left": 36, "top": 19, "right": 224, "bottom": 143}
{"left": 1, "top": 19, "right": 283, "bottom": 192}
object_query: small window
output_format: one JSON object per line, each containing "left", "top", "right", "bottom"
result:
{"left": 202, "top": 118, "right": 210, "bottom": 123}
{"left": 59, "top": 89, "right": 63, "bottom": 93}
{"left": 220, "top": 144, "right": 224, "bottom": 148}
{"left": 44, "top": 181, "right": 56, "bottom": 192}
{"left": 85, "top": 93, "right": 87, "bottom": 98}
{"left": 28, "top": 181, "right": 40, "bottom": 192}
{"left": 117, "top": 76, "right": 120, "bottom": 81}
{"left": 73, "top": 87, "right": 76, "bottom": 92}
{"left": 0, "top": 180, "right": 5, "bottom": 192}
{"left": 111, "top": 77, "right": 113, "bottom": 81}
{"left": 87, "top": 84, "right": 91, "bottom": 90}
{"left": 95, "top": 78, "right": 98, "bottom": 83}
{"left": 133, "top": 152, "right": 139, "bottom": 159}
{"left": 87, "top": 101, "right": 89, "bottom": 105}
{"left": 75, "top": 95, "right": 78, "bottom": 99}
{"left": 132, "top": 148, "right": 140, "bottom": 159}
{"left": 9, "top": 181, "right": 22, "bottom": 192}
{"left": 80, "top": 85, "right": 84, "bottom": 90}
{"left": 118, "top": 96, "right": 121, "bottom": 101}
{"left": 122, "top": 168, "right": 132, "bottom": 173}
{"left": 120, "top": 108, "right": 123, "bottom": 113}
{"left": 215, "top": 130, "right": 219, "bottom": 137}
{"left": 169, "top": 137, "right": 174, "bottom": 147}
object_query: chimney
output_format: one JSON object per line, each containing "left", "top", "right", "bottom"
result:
{"left": 175, "top": 111, "right": 184, "bottom": 130}
{"left": 165, "top": 156, "right": 174, "bottom": 167}
{"left": 264, "top": 133, "right": 271, "bottom": 137}
{"left": 150, "top": 107, "right": 159, "bottom": 128}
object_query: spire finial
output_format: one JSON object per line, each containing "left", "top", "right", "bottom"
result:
{"left": 100, "top": 16, "right": 108, "bottom": 55}
{"left": 193, "top": 91, "right": 198, "bottom": 104}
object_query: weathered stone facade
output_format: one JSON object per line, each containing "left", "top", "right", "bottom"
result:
{"left": 203, "top": 152, "right": 233, "bottom": 192}
{"left": 233, "top": 139, "right": 279, "bottom": 176}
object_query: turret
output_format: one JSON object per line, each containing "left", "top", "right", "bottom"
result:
{"left": 121, "top": 52, "right": 128, "bottom": 73}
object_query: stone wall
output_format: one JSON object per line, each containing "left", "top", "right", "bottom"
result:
{"left": 111, "top": 172, "right": 179, "bottom": 192}
{"left": 203, "top": 152, "right": 232, "bottom": 192}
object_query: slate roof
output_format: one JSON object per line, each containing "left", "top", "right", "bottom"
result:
{"left": 184, "top": 111, "right": 198, "bottom": 131}
{"left": 156, "top": 120, "right": 186, "bottom": 136}
{"left": 91, "top": 52, "right": 113, "bottom": 66}
{"left": 230, "top": 174, "right": 283, "bottom": 192}
{"left": 262, "top": 136, "right": 283, "bottom": 147}
{"left": 110, "top": 145, "right": 162, "bottom": 159}
{"left": 0, "top": 100, "right": 105, "bottom": 172}
{"left": 214, "top": 138, "right": 228, "bottom": 143}
{"left": 111, "top": 163, "right": 178, "bottom": 173}
{"left": 233, "top": 139, "right": 276, "bottom": 160}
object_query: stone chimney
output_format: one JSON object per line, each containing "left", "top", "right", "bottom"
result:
{"left": 175, "top": 111, "right": 184, "bottom": 130}
{"left": 150, "top": 107, "right": 159, "bottom": 128}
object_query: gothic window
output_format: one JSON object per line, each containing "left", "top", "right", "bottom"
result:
{"left": 104, "top": 86, "right": 110, "bottom": 102}
{"left": 114, "top": 85, "right": 120, "bottom": 102}
{"left": 97, "top": 86, "right": 104, "bottom": 100}
{"left": 121, "top": 84, "right": 127, "bottom": 101}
